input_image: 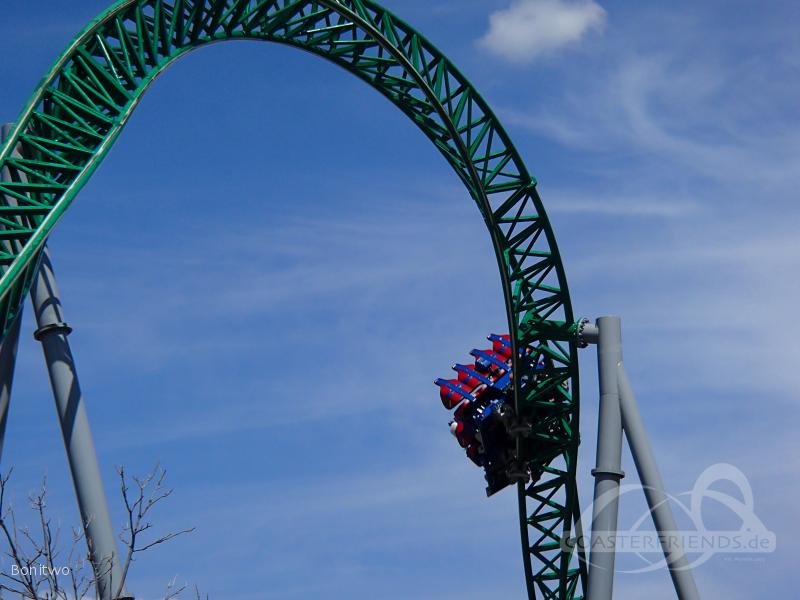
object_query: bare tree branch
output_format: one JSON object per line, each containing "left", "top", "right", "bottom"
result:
{"left": 115, "top": 465, "right": 195, "bottom": 599}
{"left": 0, "top": 467, "right": 203, "bottom": 599}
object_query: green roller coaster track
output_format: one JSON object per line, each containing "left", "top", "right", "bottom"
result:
{"left": 0, "top": 1, "right": 587, "bottom": 597}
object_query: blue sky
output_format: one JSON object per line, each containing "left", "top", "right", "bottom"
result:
{"left": 0, "top": 0, "right": 798, "bottom": 598}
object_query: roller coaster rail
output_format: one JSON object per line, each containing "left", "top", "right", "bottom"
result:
{"left": 0, "top": 2, "right": 701, "bottom": 599}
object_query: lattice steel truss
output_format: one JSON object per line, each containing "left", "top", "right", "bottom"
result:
{"left": 0, "top": 2, "right": 586, "bottom": 597}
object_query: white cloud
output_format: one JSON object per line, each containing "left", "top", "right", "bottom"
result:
{"left": 478, "top": 0, "right": 606, "bottom": 63}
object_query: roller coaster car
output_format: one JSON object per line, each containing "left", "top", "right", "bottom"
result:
{"left": 436, "top": 334, "right": 534, "bottom": 497}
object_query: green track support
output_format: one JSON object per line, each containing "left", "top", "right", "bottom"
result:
{"left": 0, "top": 2, "right": 586, "bottom": 597}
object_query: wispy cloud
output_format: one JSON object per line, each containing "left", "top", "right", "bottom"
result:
{"left": 544, "top": 190, "right": 700, "bottom": 218}
{"left": 498, "top": 5, "right": 800, "bottom": 398}
{"left": 478, "top": 0, "right": 607, "bottom": 64}
{"left": 51, "top": 199, "right": 503, "bottom": 369}
{"left": 148, "top": 449, "right": 526, "bottom": 599}
{"left": 505, "top": 50, "right": 800, "bottom": 189}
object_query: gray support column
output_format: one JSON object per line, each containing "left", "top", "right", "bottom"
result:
{"left": 587, "top": 316, "right": 625, "bottom": 600}
{"left": 0, "top": 124, "right": 24, "bottom": 465}
{"left": 0, "top": 315, "right": 21, "bottom": 464}
{"left": 30, "top": 249, "right": 131, "bottom": 600}
{"left": 617, "top": 365, "right": 700, "bottom": 600}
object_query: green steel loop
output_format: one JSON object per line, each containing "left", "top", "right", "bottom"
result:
{"left": 0, "top": 2, "right": 586, "bottom": 597}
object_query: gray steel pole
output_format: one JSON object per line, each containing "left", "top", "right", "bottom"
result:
{"left": 0, "top": 314, "right": 21, "bottom": 464}
{"left": 0, "top": 124, "right": 23, "bottom": 465}
{"left": 587, "top": 316, "right": 625, "bottom": 600}
{"left": 617, "top": 365, "right": 700, "bottom": 600}
{"left": 30, "top": 248, "right": 131, "bottom": 600}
